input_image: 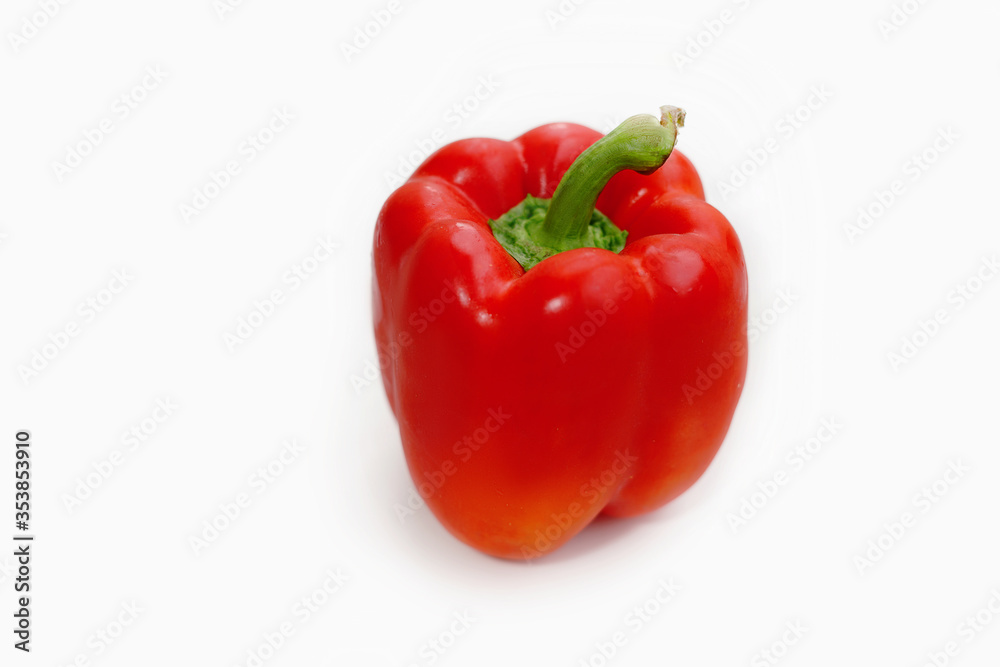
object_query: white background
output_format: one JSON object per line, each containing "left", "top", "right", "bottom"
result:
{"left": 1, "top": 0, "right": 999, "bottom": 665}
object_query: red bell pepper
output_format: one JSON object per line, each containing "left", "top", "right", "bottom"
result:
{"left": 373, "top": 106, "right": 747, "bottom": 559}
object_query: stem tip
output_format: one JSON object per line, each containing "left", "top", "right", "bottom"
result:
{"left": 660, "top": 105, "right": 686, "bottom": 130}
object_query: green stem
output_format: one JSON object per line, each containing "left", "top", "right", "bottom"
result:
{"left": 537, "top": 105, "right": 685, "bottom": 251}
{"left": 488, "top": 106, "right": 685, "bottom": 271}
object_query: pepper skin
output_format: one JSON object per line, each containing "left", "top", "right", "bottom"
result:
{"left": 372, "top": 115, "right": 747, "bottom": 560}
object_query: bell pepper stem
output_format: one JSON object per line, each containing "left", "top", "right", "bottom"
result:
{"left": 538, "top": 106, "right": 685, "bottom": 250}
